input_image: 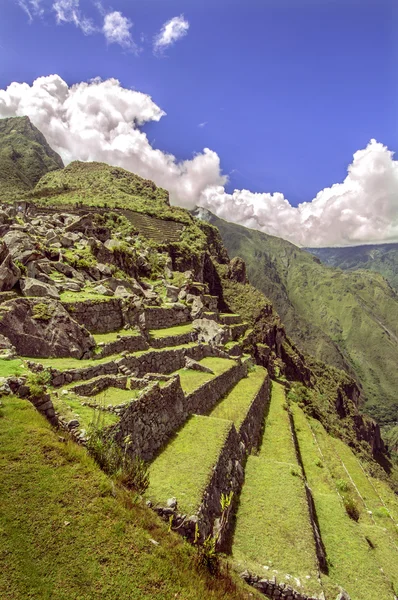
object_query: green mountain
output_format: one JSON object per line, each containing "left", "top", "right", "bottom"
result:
{"left": 0, "top": 116, "right": 64, "bottom": 200}
{"left": 196, "top": 209, "right": 398, "bottom": 426}
{"left": 307, "top": 244, "right": 398, "bottom": 292}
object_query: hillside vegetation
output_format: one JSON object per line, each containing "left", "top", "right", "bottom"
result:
{"left": 307, "top": 244, "right": 398, "bottom": 292}
{"left": 0, "top": 116, "right": 63, "bottom": 200}
{"left": 199, "top": 210, "right": 398, "bottom": 425}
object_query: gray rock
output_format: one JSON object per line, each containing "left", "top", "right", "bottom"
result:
{"left": 2, "top": 230, "right": 43, "bottom": 265}
{"left": 165, "top": 284, "right": 179, "bottom": 302}
{"left": 21, "top": 278, "right": 60, "bottom": 300}
{"left": 114, "top": 285, "right": 131, "bottom": 298}
{"left": 166, "top": 497, "right": 177, "bottom": 509}
{"left": 190, "top": 296, "right": 204, "bottom": 319}
{"left": 185, "top": 357, "right": 214, "bottom": 374}
{"left": 67, "top": 419, "right": 80, "bottom": 430}
{"left": 93, "top": 284, "right": 114, "bottom": 296}
{"left": 192, "top": 318, "right": 224, "bottom": 344}
{"left": 0, "top": 251, "right": 20, "bottom": 292}
{"left": 97, "top": 263, "right": 112, "bottom": 277}
{"left": 0, "top": 298, "right": 95, "bottom": 358}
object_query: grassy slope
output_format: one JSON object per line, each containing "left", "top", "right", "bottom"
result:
{"left": 232, "top": 382, "right": 321, "bottom": 597}
{"left": 147, "top": 415, "right": 232, "bottom": 514}
{"left": 0, "top": 396, "right": 257, "bottom": 600}
{"left": 291, "top": 403, "right": 397, "bottom": 599}
{"left": 210, "top": 366, "right": 267, "bottom": 429}
{"left": 0, "top": 116, "right": 63, "bottom": 200}
{"left": 177, "top": 357, "right": 237, "bottom": 395}
{"left": 203, "top": 212, "right": 398, "bottom": 424}
{"left": 307, "top": 244, "right": 398, "bottom": 292}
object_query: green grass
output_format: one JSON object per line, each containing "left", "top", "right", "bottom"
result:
{"left": 147, "top": 415, "right": 232, "bottom": 515}
{"left": 291, "top": 403, "right": 397, "bottom": 600}
{"left": 0, "top": 358, "right": 25, "bottom": 378}
{"left": 232, "top": 382, "right": 320, "bottom": 597}
{"left": 60, "top": 289, "right": 113, "bottom": 303}
{"left": 210, "top": 366, "right": 267, "bottom": 429}
{"left": 93, "top": 328, "right": 140, "bottom": 344}
{"left": 0, "top": 395, "right": 255, "bottom": 600}
{"left": 52, "top": 393, "right": 119, "bottom": 429}
{"left": 149, "top": 323, "right": 193, "bottom": 339}
{"left": 32, "top": 354, "right": 120, "bottom": 370}
{"left": 176, "top": 357, "right": 236, "bottom": 395}
{"left": 88, "top": 387, "right": 141, "bottom": 407}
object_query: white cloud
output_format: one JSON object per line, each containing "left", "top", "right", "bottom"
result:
{"left": 198, "top": 121, "right": 207, "bottom": 128}
{"left": 103, "top": 11, "right": 137, "bottom": 51}
{"left": 154, "top": 15, "right": 189, "bottom": 53}
{"left": 53, "top": 0, "right": 95, "bottom": 34}
{"left": 200, "top": 140, "right": 398, "bottom": 247}
{"left": 0, "top": 75, "right": 225, "bottom": 208}
{"left": 1, "top": 74, "right": 398, "bottom": 247}
{"left": 18, "top": 0, "right": 44, "bottom": 22}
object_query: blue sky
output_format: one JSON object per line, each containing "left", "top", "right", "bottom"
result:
{"left": 1, "top": 0, "right": 398, "bottom": 246}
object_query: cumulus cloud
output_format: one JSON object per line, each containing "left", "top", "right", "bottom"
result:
{"left": 154, "top": 15, "right": 189, "bottom": 53}
{"left": 200, "top": 140, "right": 398, "bottom": 247}
{"left": 0, "top": 75, "right": 225, "bottom": 207}
{"left": 53, "top": 0, "right": 95, "bottom": 34}
{"left": 1, "top": 74, "right": 398, "bottom": 247}
{"left": 103, "top": 11, "right": 137, "bottom": 50}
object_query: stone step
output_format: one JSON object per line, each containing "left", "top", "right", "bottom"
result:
{"left": 219, "top": 313, "right": 242, "bottom": 325}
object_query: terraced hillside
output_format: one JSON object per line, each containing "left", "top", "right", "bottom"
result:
{"left": 1, "top": 116, "right": 397, "bottom": 600}
{"left": 198, "top": 209, "right": 398, "bottom": 425}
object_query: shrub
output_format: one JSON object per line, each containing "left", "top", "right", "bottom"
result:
{"left": 26, "top": 370, "right": 51, "bottom": 399}
{"left": 344, "top": 496, "right": 360, "bottom": 521}
{"left": 336, "top": 479, "right": 350, "bottom": 493}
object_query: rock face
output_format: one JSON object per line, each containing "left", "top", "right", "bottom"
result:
{"left": 0, "top": 298, "right": 95, "bottom": 358}
{"left": 193, "top": 318, "right": 224, "bottom": 344}
{"left": 227, "top": 256, "right": 247, "bottom": 284}
{"left": 2, "top": 231, "right": 43, "bottom": 265}
{"left": 20, "top": 277, "right": 60, "bottom": 299}
{"left": 0, "top": 242, "right": 20, "bottom": 291}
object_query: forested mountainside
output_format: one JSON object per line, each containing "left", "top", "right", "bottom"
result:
{"left": 1, "top": 116, "right": 397, "bottom": 600}
{"left": 197, "top": 209, "right": 398, "bottom": 429}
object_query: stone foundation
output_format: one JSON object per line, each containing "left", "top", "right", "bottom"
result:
{"left": 141, "top": 306, "right": 190, "bottom": 330}
{"left": 95, "top": 334, "right": 148, "bottom": 358}
{"left": 149, "top": 331, "right": 196, "bottom": 349}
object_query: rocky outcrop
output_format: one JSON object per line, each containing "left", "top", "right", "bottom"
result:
{"left": 2, "top": 230, "right": 43, "bottom": 265}
{"left": 0, "top": 243, "right": 21, "bottom": 292}
{"left": 0, "top": 298, "right": 95, "bottom": 358}
{"left": 20, "top": 277, "right": 59, "bottom": 299}
{"left": 227, "top": 256, "right": 247, "bottom": 284}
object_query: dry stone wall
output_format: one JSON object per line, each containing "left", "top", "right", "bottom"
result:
{"left": 96, "top": 334, "right": 148, "bottom": 358}
{"left": 238, "top": 373, "right": 270, "bottom": 454}
{"left": 149, "top": 331, "right": 195, "bottom": 349}
{"left": 240, "top": 572, "right": 321, "bottom": 600}
{"left": 63, "top": 298, "right": 125, "bottom": 333}
{"left": 70, "top": 375, "right": 128, "bottom": 396}
{"left": 112, "top": 376, "right": 186, "bottom": 461}
{"left": 141, "top": 305, "right": 190, "bottom": 330}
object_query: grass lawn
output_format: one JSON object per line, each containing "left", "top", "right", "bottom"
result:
{"left": 60, "top": 289, "right": 114, "bottom": 303}
{"left": 31, "top": 354, "right": 121, "bottom": 370}
{"left": 89, "top": 387, "right": 141, "bottom": 407}
{"left": 52, "top": 393, "right": 119, "bottom": 429}
{"left": 0, "top": 396, "right": 256, "bottom": 600}
{"left": 147, "top": 415, "right": 232, "bottom": 515}
{"left": 0, "top": 358, "right": 25, "bottom": 378}
{"left": 291, "top": 403, "right": 396, "bottom": 600}
{"left": 177, "top": 357, "right": 236, "bottom": 395}
{"left": 210, "top": 366, "right": 267, "bottom": 429}
{"left": 372, "top": 478, "right": 398, "bottom": 523}
{"left": 232, "top": 382, "right": 321, "bottom": 597}
{"left": 149, "top": 323, "right": 193, "bottom": 339}
{"left": 93, "top": 328, "right": 140, "bottom": 344}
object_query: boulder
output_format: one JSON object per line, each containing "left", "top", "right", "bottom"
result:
{"left": 93, "top": 284, "right": 114, "bottom": 296}
{"left": 21, "top": 277, "right": 60, "bottom": 300}
{"left": 190, "top": 296, "right": 204, "bottom": 319}
{"left": 227, "top": 256, "right": 247, "bottom": 284}
{"left": 64, "top": 214, "right": 95, "bottom": 233}
{"left": 193, "top": 318, "right": 224, "bottom": 345}
{"left": 2, "top": 230, "right": 44, "bottom": 265}
{"left": 0, "top": 298, "right": 95, "bottom": 358}
{"left": 0, "top": 250, "right": 21, "bottom": 292}
{"left": 165, "top": 284, "right": 179, "bottom": 303}
{"left": 114, "top": 285, "right": 131, "bottom": 298}
{"left": 185, "top": 357, "right": 214, "bottom": 374}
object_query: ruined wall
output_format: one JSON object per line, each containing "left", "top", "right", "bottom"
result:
{"left": 238, "top": 373, "right": 270, "bottom": 453}
{"left": 70, "top": 375, "right": 128, "bottom": 397}
{"left": 63, "top": 298, "right": 125, "bottom": 333}
{"left": 96, "top": 334, "right": 148, "bottom": 358}
{"left": 141, "top": 305, "right": 190, "bottom": 330}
